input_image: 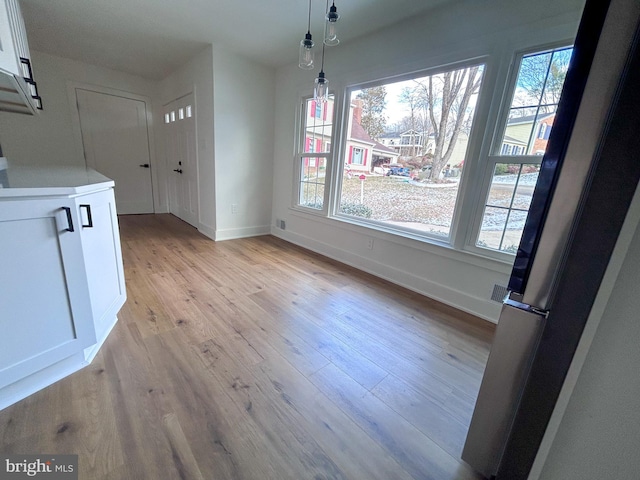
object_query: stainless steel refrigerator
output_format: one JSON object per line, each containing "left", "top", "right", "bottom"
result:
{"left": 462, "top": 0, "right": 640, "bottom": 478}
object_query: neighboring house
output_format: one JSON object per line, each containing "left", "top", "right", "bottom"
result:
{"left": 379, "top": 129, "right": 425, "bottom": 157}
{"left": 423, "top": 132, "right": 470, "bottom": 168}
{"left": 502, "top": 112, "right": 555, "bottom": 155}
{"left": 345, "top": 103, "right": 399, "bottom": 173}
{"left": 305, "top": 99, "right": 398, "bottom": 173}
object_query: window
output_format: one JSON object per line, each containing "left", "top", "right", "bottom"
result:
{"left": 351, "top": 147, "right": 364, "bottom": 165}
{"left": 292, "top": 43, "right": 574, "bottom": 259}
{"left": 186, "top": 105, "right": 193, "bottom": 118}
{"left": 296, "top": 95, "right": 334, "bottom": 210}
{"left": 476, "top": 46, "right": 573, "bottom": 254}
{"left": 337, "top": 62, "right": 485, "bottom": 238}
{"left": 164, "top": 113, "right": 170, "bottom": 124}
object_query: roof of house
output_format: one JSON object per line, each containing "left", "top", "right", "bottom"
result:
{"left": 350, "top": 113, "right": 397, "bottom": 157}
{"left": 373, "top": 141, "right": 398, "bottom": 156}
{"left": 507, "top": 111, "right": 555, "bottom": 126}
{"left": 503, "top": 134, "right": 528, "bottom": 146}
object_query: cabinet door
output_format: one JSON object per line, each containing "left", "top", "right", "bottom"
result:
{"left": 0, "top": 198, "right": 96, "bottom": 389}
{"left": 0, "top": 0, "right": 19, "bottom": 76}
{"left": 77, "top": 188, "right": 126, "bottom": 340}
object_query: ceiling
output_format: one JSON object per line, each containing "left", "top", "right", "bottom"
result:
{"left": 19, "top": 0, "right": 455, "bottom": 81}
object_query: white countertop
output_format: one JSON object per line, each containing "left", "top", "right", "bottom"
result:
{"left": 0, "top": 165, "right": 114, "bottom": 197}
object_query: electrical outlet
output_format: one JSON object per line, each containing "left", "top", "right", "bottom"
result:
{"left": 366, "top": 238, "right": 374, "bottom": 250}
{"left": 280, "top": 220, "right": 286, "bottom": 230}
{"left": 231, "top": 204, "right": 238, "bottom": 215}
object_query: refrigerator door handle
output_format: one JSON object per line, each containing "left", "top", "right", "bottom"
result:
{"left": 504, "top": 297, "right": 550, "bottom": 317}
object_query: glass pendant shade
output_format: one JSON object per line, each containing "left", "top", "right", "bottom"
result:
{"left": 299, "top": 32, "right": 314, "bottom": 70}
{"left": 324, "top": 3, "right": 340, "bottom": 46}
{"left": 314, "top": 71, "right": 329, "bottom": 103}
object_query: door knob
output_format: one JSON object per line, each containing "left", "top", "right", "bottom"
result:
{"left": 173, "top": 169, "right": 183, "bottom": 174}
{"left": 139, "top": 163, "right": 150, "bottom": 168}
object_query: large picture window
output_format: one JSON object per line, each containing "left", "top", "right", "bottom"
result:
{"left": 337, "top": 63, "right": 485, "bottom": 238}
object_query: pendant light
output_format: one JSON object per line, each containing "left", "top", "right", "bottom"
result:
{"left": 298, "top": 0, "right": 314, "bottom": 70}
{"left": 324, "top": 1, "right": 340, "bottom": 46}
{"left": 314, "top": 41, "right": 329, "bottom": 103}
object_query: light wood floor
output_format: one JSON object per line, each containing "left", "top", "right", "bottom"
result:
{"left": 0, "top": 214, "right": 494, "bottom": 480}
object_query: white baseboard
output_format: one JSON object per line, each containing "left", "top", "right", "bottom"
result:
{"left": 271, "top": 227, "right": 500, "bottom": 323}
{"left": 214, "top": 225, "right": 271, "bottom": 241}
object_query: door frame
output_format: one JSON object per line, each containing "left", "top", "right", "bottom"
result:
{"left": 67, "top": 82, "right": 160, "bottom": 213}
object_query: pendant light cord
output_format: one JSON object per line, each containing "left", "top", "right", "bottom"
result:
{"left": 321, "top": 0, "right": 328, "bottom": 71}
{"left": 307, "top": 0, "right": 312, "bottom": 33}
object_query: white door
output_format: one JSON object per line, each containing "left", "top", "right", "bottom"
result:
{"left": 76, "top": 89, "right": 154, "bottom": 214}
{"left": 164, "top": 94, "right": 198, "bottom": 227}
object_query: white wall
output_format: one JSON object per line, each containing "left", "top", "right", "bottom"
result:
{"left": 212, "top": 45, "right": 275, "bottom": 240}
{"left": 535, "top": 194, "right": 640, "bottom": 479}
{"left": 271, "top": 0, "right": 585, "bottom": 322}
{"left": 158, "top": 46, "right": 216, "bottom": 233}
{"left": 0, "top": 50, "right": 157, "bottom": 167}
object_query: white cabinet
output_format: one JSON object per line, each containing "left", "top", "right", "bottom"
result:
{"left": 0, "top": 167, "right": 126, "bottom": 409}
{"left": 0, "top": 197, "right": 97, "bottom": 389}
{"left": 77, "top": 188, "right": 126, "bottom": 344}
{"left": 0, "top": 0, "right": 41, "bottom": 113}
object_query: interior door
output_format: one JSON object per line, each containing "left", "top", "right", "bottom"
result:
{"left": 164, "top": 93, "right": 198, "bottom": 227}
{"left": 76, "top": 88, "right": 154, "bottom": 214}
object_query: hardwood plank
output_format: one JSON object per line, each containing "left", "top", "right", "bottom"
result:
{"left": 310, "top": 363, "right": 483, "bottom": 480}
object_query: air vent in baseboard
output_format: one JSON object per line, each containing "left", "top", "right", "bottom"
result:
{"left": 491, "top": 284, "right": 510, "bottom": 303}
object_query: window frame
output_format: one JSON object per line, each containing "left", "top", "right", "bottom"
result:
{"left": 292, "top": 93, "right": 337, "bottom": 215}
{"left": 465, "top": 42, "right": 574, "bottom": 260}
{"left": 330, "top": 57, "right": 491, "bottom": 244}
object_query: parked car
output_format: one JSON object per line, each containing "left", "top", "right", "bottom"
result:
{"left": 386, "top": 166, "right": 411, "bottom": 177}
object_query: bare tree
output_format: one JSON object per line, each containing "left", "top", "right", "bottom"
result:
{"left": 415, "top": 65, "right": 483, "bottom": 180}
{"left": 513, "top": 48, "right": 572, "bottom": 112}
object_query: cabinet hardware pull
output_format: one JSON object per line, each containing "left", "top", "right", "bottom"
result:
{"left": 173, "top": 168, "right": 183, "bottom": 174}
{"left": 62, "top": 207, "right": 74, "bottom": 232}
{"left": 139, "top": 163, "right": 150, "bottom": 168}
{"left": 80, "top": 204, "right": 93, "bottom": 228}
{"left": 19, "top": 57, "right": 34, "bottom": 82}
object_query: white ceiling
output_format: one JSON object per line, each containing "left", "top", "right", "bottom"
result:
{"left": 19, "top": 0, "right": 455, "bottom": 80}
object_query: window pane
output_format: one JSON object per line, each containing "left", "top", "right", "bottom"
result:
{"left": 299, "top": 157, "right": 326, "bottom": 209}
{"left": 477, "top": 207, "right": 508, "bottom": 250}
{"left": 303, "top": 96, "right": 334, "bottom": 154}
{"left": 338, "top": 64, "right": 485, "bottom": 237}
{"left": 498, "top": 47, "right": 572, "bottom": 156}
{"left": 477, "top": 163, "right": 540, "bottom": 253}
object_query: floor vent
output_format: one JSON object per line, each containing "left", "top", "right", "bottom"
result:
{"left": 491, "top": 284, "right": 510, "bottom": 303}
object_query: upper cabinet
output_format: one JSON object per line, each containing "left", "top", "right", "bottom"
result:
{"left": 0, "top": 0, "right": 41, "bottom": 114}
